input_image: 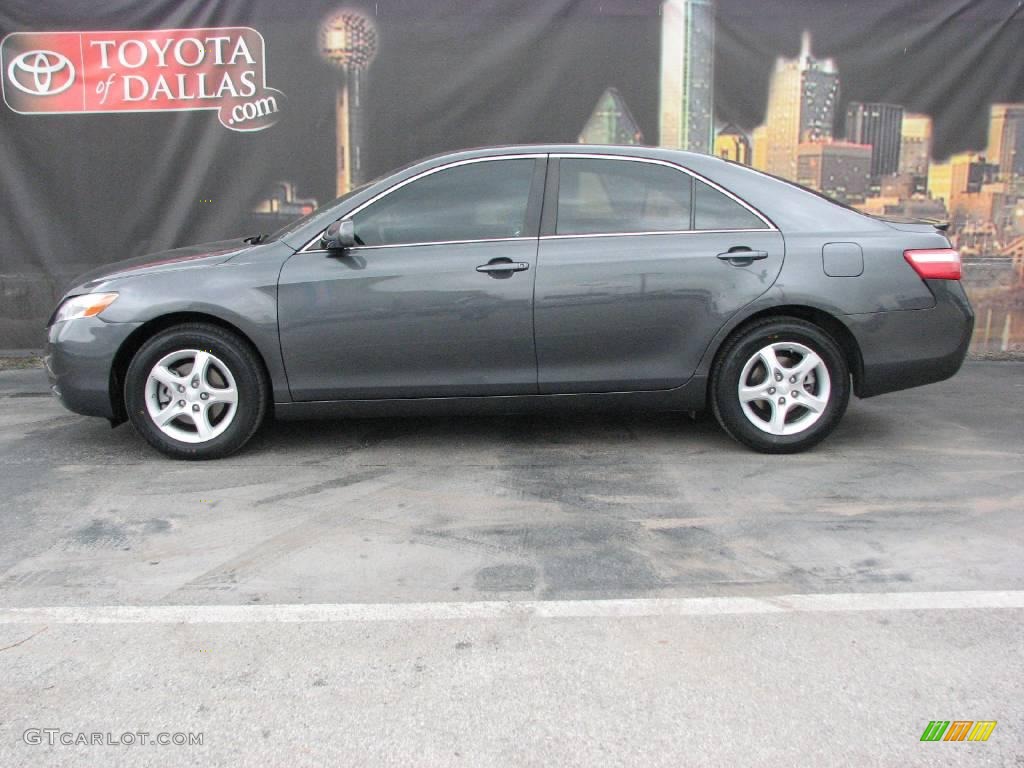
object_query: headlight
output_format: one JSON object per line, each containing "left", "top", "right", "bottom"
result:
{"left": 51, "top": 292, "right": 119, "bottom": 324}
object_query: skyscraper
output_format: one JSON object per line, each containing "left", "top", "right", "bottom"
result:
{"left": 754, "top": 31, "right": 838, "bottom": 180}
{"left": 659, "top": 0, "right": 715, "bottom": 153}
{"left": 796, "top": 141, "right": 872, "bottom": 203}
{"left": 714, "top": 124, "right": 751, "bottom": 164}
{"left": 751, "top": 125, "right": 768, "bottom": 170}
{"left": 987, "top": 104, "right": 1024, "bottom": 181}
{"left": 898, "top": 113, "right": 932, "bottom": 194}
{"left": 578, "top": 88, "right": 643, "bottom": 145}
{"left": 845, "top": 102, "right": 903, "bottom": 180}
{"left": 927, "top": 152, "right": 998, "bottom": 206}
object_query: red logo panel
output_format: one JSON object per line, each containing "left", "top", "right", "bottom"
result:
{"left": 1, "top": 27, "right": 285, "bottom": 131}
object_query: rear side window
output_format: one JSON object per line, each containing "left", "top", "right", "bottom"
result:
{"left": 693, "top": 179, "right": 766, "bottom": 230}
{"left": 556, "top": 158, "right": 692, "bottom": 235}
{"left": 352, "top": 158, "right": 535, "bottom": 246}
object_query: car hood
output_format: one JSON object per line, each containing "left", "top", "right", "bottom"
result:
{"left": 67, "top": 239, "right": 252, "bottom": 294}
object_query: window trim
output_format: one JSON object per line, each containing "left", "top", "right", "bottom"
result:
{"left": 543, "top": 153, "right": 777, "bottom": 239}
{"left": 301, "top": 151, "right": 777, "bottom": 252}
{"left": 301, "top": 154, "right": 545, "bottom": 252}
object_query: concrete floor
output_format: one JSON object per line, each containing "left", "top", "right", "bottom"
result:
{"left": 1, "top": 363, "right": 1022, "bottom": 766}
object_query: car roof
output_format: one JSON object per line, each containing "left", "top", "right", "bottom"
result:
{"left": 409, "top": 143, "right": 713, "bottom": 168}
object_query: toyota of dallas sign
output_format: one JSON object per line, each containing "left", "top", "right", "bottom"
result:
{"left": 1, "top": 27, "right": 286, "bottom": 131}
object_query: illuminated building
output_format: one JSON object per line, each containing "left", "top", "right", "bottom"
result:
{"left": 252, "top": 182, "right": 318, "bottom": 216}
{"left": 714, "top": 124, "right": 750, "bottom": 164}
{"left": 751, "top": 125, "right": 768, "bottom": 170}
{"left": 857, "top": 196, "right": 947, "bottom": 222}
{"left": 987, "top": 104, "right": 1024, "bottom": 181}
{"left": 927, "top": 152, "right": 998, "bottom": 206}
{"left": 755, "top": 31, "right": 838, "bottom": 179}
{"left": 898, "top": 113, "right": 932, "bottom": 195}
{"left": 659, "top": 0, "right": 715, "bottom": 153}
{"left": 579, "top": 88, "right": 644, "bottom": 145}
{"left": 845, "top": 102, "right": 903, "bottom": 181}
{"left": 249, "top": 181, "right": 319, "bottom": 234}
{"left": 319, "top": 9, "right": 379, "bottom": 195}
{"left": 796, "top": 141, "right": 871, "bottom": 203}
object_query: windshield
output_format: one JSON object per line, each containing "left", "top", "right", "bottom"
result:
{"left": 266, "top": 181, "right": 374, "bottom": 241}
{"left": 265, "top": 153, "right": 474, "bottom": 242}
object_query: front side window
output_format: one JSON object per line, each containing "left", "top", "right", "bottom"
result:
{"left": 556, "top": 158, "right": 692, "bottom": 235}
{"left": 351, "top": 158, "right": 535, "bottom": 246}
{"left": 693, "top": 179, "right": 767, "bottom": 230}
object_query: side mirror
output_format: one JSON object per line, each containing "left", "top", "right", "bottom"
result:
{"left": 320, "top": 219, "right": 356, "bottom": 250}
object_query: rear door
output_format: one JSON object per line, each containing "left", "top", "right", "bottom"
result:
{"left": 533, "top": 156, "right": 784, "bottom": 394}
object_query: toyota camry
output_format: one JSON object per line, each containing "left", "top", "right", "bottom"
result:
{"left": 45, "top": 145, "right": 974, "bottom": 458}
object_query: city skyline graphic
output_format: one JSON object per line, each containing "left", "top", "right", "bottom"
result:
{"left": 589, "top": 0, "right": 1021, "bottom": 354}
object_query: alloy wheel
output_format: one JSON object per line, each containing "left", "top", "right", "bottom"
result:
{"left": 144, "top": 349, "right": 239, "bottom": 444}
{"left": 737, "top": 342, "right": 831, "bottom": 436}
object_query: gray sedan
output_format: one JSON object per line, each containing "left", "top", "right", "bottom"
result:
{"left": 45, "top": 145, "right": 973, "bottom": 458}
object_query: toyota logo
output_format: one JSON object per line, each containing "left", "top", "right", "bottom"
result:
{"left": 7, "top": 49, "right": 75, "bottom": 96}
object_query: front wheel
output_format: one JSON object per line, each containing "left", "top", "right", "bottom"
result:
{"left": 124, "top": 323, "right": 268, "bottom": 459}
{"left": 711, "top": 318, "right": 850, "bottom": 453}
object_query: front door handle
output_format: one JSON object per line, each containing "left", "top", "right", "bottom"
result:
{"left": 476, "top": 260, "right": 530, "bottom": 273}
{"left": 717, "top": 249, "right": 768, "bottom": 265}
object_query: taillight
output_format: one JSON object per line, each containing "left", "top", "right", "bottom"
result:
{"left": 903, "top": 248, "right": 961, "bottom": 280}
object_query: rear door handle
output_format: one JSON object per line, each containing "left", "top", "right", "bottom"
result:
{"left": 476, "top": 261, "right": 530, "bottom": 273}
{"left": 717, "top": 249, "right": 768, "bottom": 265}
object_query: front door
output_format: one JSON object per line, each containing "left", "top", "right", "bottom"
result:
{"left": 278, "top": 156, "right": 544, "bottom": 401}
{"left": 534, "top": 156, "right": 785, "bottom": 394}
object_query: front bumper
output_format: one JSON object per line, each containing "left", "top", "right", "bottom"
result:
{"left": 847, "top": 280, "right": 974, "bottom": 398}
{"left": 45, "top": 317, "right": 142, "bottom": 419}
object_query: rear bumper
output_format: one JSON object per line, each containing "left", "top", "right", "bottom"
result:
{"left": 847, "top": 280, "right": 974, "bottom": 398}
{"left": 44, "top": 317, "right": 141, "bottom": 419}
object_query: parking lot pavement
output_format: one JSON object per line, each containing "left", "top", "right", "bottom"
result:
{"left": 1, "top": 362, "right": 1022, "bottom": 765}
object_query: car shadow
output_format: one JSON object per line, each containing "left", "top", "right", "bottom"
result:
{"left": 245, "top": 409, "right": 738, "bottom": 454}
{"left": 10, "top": 395, "right": 895, "bottom": 462}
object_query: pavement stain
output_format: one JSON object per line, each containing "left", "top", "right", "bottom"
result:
{"left": 253, "top": 468, "right": 387, "bottom": 507}
{"left": 542, "top": 545, "right": 665, "bottom": 596}
{"left": 653, "top": 525, "right": 722, "bottom": 549}
{"left": 60, "top": 517, "right": 173, "bottom": 551}
{"left": 73, "top": 519, "right": 129, "bottom": 549}
{"left": 474, "top": 564, "right": 537, "bottom": 592}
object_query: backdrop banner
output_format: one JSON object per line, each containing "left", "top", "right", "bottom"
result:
{"left": 1, "top": 0, "right": 1022, "bottom": 352}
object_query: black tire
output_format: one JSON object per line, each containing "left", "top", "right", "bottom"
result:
{"left": 710, "top": 317, "right": 850, "bottom": 454}
{"left": 124, "top": 323, "right": 268, "bottom": 460}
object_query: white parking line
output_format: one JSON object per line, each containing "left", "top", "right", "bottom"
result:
{"left": 0, "top": 590, "right": 1022, "bottom": 625}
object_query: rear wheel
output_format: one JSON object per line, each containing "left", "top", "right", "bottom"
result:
{"left": 125, "top": 324, "right": 267, "bottom": 459}
{"left": 711, "top": 318, "right": 850, "bottom": 453}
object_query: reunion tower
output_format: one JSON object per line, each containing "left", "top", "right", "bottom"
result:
{"left": 319, "top": 9, "right": 379, "bottom": 195}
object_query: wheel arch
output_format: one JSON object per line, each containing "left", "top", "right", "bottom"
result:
{"left": 705, "top": 305, "right": 865, "bottom": 400}
{"left": 108, "top": 312, "right": 274, "bottom": 425}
